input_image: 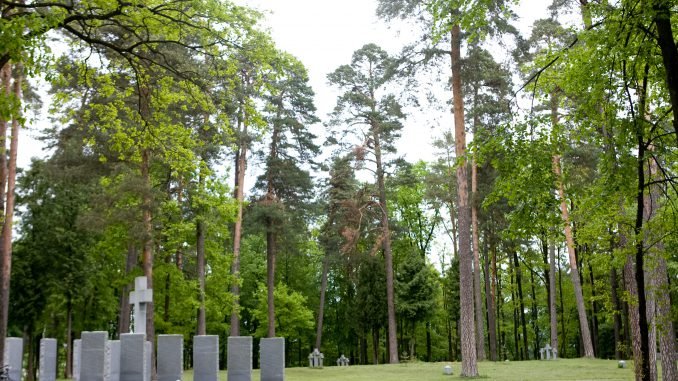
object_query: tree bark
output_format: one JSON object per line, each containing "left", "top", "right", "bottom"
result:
{"left": 530, "top": 269, "right": 540, "bottom": 360}
{"left": 266, "top": 220, "right": 276, "bottom": 338}
{"left": 451, "top": 23, "right": 477, "bottom": 376}
{"left": 196, "top": 216, "right": 206, "bottom": 335}
{"left": 552, "top": 155, "right": 594, "bottom": 358}
{"left": 588, "top": 262, "right": 600, "bottom": 357}
{"left": 471, "top": 159, "right": 485, "bottom": 361}
{"left": 372, "top": 327, "right": 379, "bottom": 365}
{"left": 315, "top": 252, "right": 330, "bottom": 350}
{"left": 651, "top": 1, "right": 678, "bottom": 143}
{"left": 512, "top": 250, "right": 529, "bottom": 359}
{"left": 373, "top": 126, "right": 398, "bottom": 363}
{"left": 484, "top": 232, "right": 497, "bottom": 361}
{"left": 65, "top": 296, "right": 73, "bottom": 378}
{"left": 119, "top": 244, "right": 138, "bottom": 336}
{"left": 230, "top": 105, "right": 247, "bottom": 336}
{"left": 0, "top": 64, "right": 20, "bottom": 368}
{"left": 644, "top": 153, "right": 676, "bottom": 381}
{"left": 548, "top": 242, "right": 559, "bottom": 352}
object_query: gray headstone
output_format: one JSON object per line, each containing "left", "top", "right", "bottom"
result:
{"left": 227, "top": 336, "right": 252, "bottom": 381}
{"left": 443, "top": 365, "right": 453, "bottom": 375}
{"left": 260, "top": 338, "right": 284, "bottom": 381}
{"left": 39, "top": 338, "right": 57, "bottom": 381}
{"left": 157, "top": 335, "right": 183, "bottom": 381}
{"left": 4, "top": 337, "right": 23, "bottom": 381}
{"left": 120, "top": 334, "right": 146, "bottom": 381}
{"left": 81, "top": 332, "right": 108, "bottom": 381}
{"left": 193, "top": 336, "right": 218, "bottom": 381}
{"left": 107, "top": 340, "right": 120, "bottom": 381}
{"left": 144, "top": 342, "right": 151, "bottom": 381}
{"left": 74, "top": 339, "right": 82, "bottom": 381}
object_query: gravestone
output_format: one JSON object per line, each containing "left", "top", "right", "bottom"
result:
{"left": 618, "top": 360, "right": 626, "bottom": 368}
{"left": 193, "top": 336, "right": 218, "bottom": 381}
{"left": 73, "top": 339, "right": 82, "bottom": 381}
{"left": 120, "top": 333, "right": 147, "bottom": 381}
{"left": 107, "top": 340, "right": 120, "bottom": 381}
{"left": 227, "top": 336, "right": 252, "bottom": 381}
{"left": 260, "top": 338, "right": 284, "bottom": 381}
{"left": 336, "top": 355, "right": 349, "bottom": 367}
{"left": 539, "top": 347, "right": 545, "bottom": 360}
{"left": 443, "top": 365, "right": 453, "bottom": 375}
{"left": 81, "top": 331, "right": 108, "bottom": 381}
{"left": 4, "top": 337, "right": 23, "bottom": 381}
{"left": 157, "top": 335, "right": 183, "bottom": 381}
{"left": 307, "top": 348, "right": 323, "bottom": 369}
{"left": 144, "top": 342, "right": 151, "bottom": 381}
{"left": 39, "top": 338, "right": 57, "bottom": 381}
{"left": 129, "top": 277, "right": 153, "bottom": 335}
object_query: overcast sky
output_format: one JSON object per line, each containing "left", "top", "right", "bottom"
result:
{"left": 20, "top": 1, "right": 552, "bottom": 168}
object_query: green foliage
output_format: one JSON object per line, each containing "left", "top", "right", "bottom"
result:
{"left": 252, "top": 282, "right": 314, "bottom": 339}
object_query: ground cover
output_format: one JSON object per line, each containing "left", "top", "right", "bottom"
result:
{"left": 176, "top": 358, "right": 647, "bottom": 380}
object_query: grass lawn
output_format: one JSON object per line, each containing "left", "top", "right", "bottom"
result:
{"left": 181, "top": 358, "right": 645, "bottom": 380}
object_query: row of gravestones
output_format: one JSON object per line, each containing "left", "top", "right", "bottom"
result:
{"left": 4, "top": 333, "right": 285, "bottom": 381}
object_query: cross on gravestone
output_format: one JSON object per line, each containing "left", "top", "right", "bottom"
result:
{"left": 539, "top": 348, "right": 545, "bottom": 360}
{"left": 129, "top": 277, "right": 153, "bottom": 335}
{"left": 336, "top": 355, "right": 349, "bottom": 367}
{"left": 307, "top": 348, "right": 323, "bottom": 369}
{"left": 544, "top": 344, "right": 552, "bottom": 360}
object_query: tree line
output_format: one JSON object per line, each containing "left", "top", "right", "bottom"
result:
{"left": 1, "top": 1, "right": 677, "bottom": 381}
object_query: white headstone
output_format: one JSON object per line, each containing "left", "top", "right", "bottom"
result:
{"left": 73, "top": 339, "right": 82, "bottom": 381}
{"left": 4, "top": 337, "right": 23, "bottom": 381}
{"left": 129, "top": 277, "right": 153, "bottom": 335}
{"left": 107, "top": 340, "right": 120, "bottom": 381}
{"left": 443, "top": 365, "right": 453, "bottom": 375}
{"left": 39, "top": 339, "right": 57, "bottom": 381}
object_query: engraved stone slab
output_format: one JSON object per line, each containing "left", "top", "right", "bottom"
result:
{"left": 120, "top": 334, "right": 146, "bottom": 381}
{"left": 107, "top": 340, "right": 120, "bottom": 381}
{"left": 157, "top": 335, "right": 183, "bottom": 381}
{"left": 81, "top": 332, "right": 108, "bottom": 381}
{"left": 193, "top": 336, "right": 218, "bottom": 381}
{"left": 74, "top": 339, "right": 82, "bottom": 381}
{"left": 227, "top": 336, "right": 252, "bottom": 381}
{"left": 39, "top": 338, "right": 57, "bottom": 381}
{"left": 144, "top": 341, "right": 151, "bottom": 381}
{"left": 4, "top": 337, "right": 23, "bottom": 381}
{"left": 260, "top": 338, "right": 284, "bottom": 381}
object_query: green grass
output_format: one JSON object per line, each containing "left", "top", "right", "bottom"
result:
{"left": 179, "top": 358, "right": 641, "bottom": 380}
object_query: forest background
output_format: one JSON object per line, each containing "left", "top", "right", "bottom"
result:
{"left": 0, "top": 1, "right": 676, "bottom": 381}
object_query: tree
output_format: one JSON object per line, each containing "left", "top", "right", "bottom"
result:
{"left": 252, "top": 51, "right": 319, "bottom": 338}
{"left": 328, "top": 43, "right": 405, "bottom": 363}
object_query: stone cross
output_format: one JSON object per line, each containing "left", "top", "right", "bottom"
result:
{"left": 308, "top": 348, "right": 323, "bottom": 368}
{"left": 129, "top": 277, "right": 153, "bottom": 335}
{"left": 336, "top": 355, "right": 349, "bottom": 367}
{"left": 544, "top": 344, "right": 552, "bottom": 360}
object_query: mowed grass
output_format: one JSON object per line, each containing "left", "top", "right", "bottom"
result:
{"left": 178, "top": 358, "right": 644, "bottom": 380}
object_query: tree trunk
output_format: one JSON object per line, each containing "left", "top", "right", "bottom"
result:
{"left": 512, "top": 250, "right": 529, "bottom": 360}
{"left": 65, "top": 296, "right": 73, "bottom": 378}
{"left": 484, "top": 233, "right": 497, "bottom": 361}
{"left": 315, "top": 253, "right": 330, "bottom": 350}
{"left": 471, "top": 159, "right": 485, "bottom": 361}
{"left": 230, "top": 108, "right": 247, "bottom": 336}
{"left": 510, "top": 265, "right": 519, "bottom": 359}
{"left": 266, "top": 220, "right": 276, "bottom": 338}
{"left": 548, "top": 242, "right": 559, "bottom": 352}
{"left": 0, "top": 64, "right": 20, "bottom": 368}
{"left": 588, "top": 262, "right": 600, "bottom": 357}
{"left": 651, "top": 0, "right": 678, "bottom": 142}
{"left": 140, "top": 147, "right": 155, "bottom": 381}
{"left": 119, "top": 244, "right": 138, "bottom": 336}
{"left": 558, "top": 249, "right": 567, "bottom": 357}
{"left": 196, "top": 216, "right": 206, "bottom": 335}
{"left": 451, "top": 23, "right": 477, "bottom": 376}
{"left": 552, "top": 155, "right": 594, "bottom": 358}
{"left": 624, "top": 253, "right": 643, "bottom": 379}
{"left": 644, "top": 153, "right": 676, "bottom": 380}
{"left": 372, "top": 327, "right": 379, "bottom": 365}
{"left": 530, "top": 270, "right": 540, "bottom": 360}
{"left": 372, "top": 121, "right": 398, "bottom": 364}
{"left": 610, "top": 257, "right": 623, "bottom": 360}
